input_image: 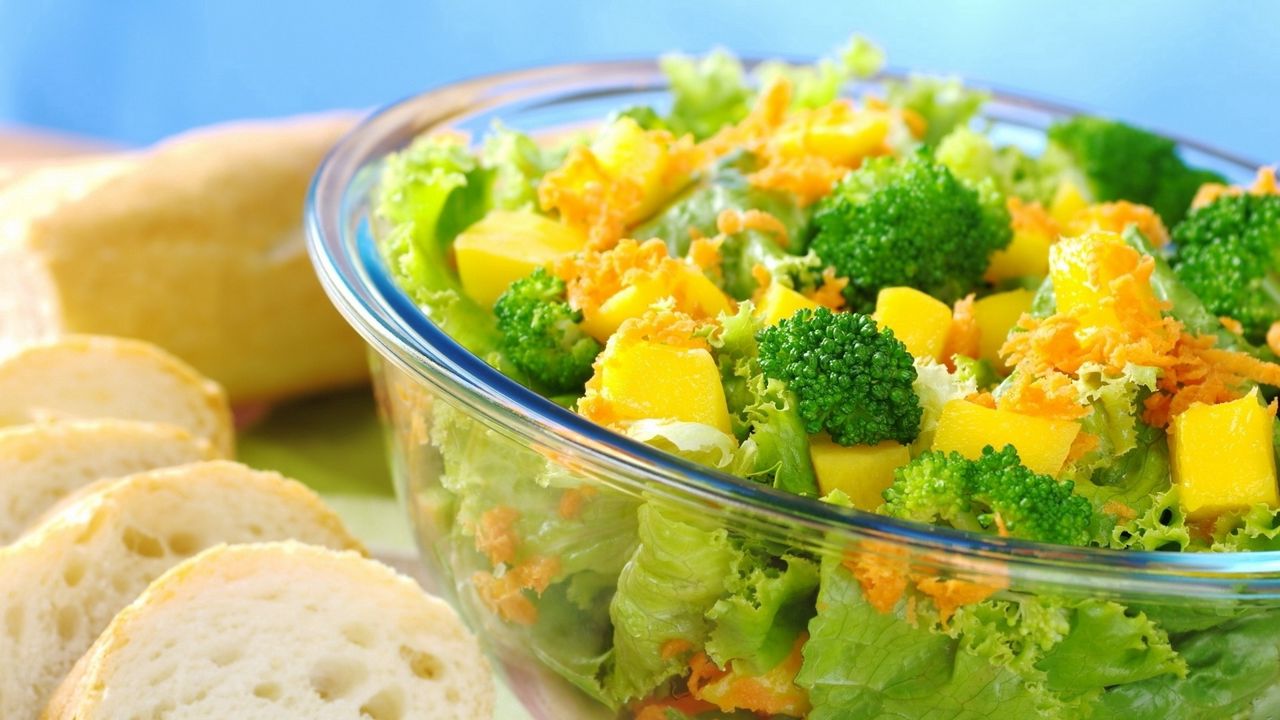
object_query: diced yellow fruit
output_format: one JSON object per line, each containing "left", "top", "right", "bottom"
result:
{"left": 1049, "top": 180, "right": 1089, "bottom": 225}
{"left": 591, "top": 116, "right": 685, "bottom": 223}
{"left": 598, "top": 340, "right": 732, "bottom": 433}
{"left": 581, "top": 265, "right": 732, "bottom": 342}
{"left": 810, "top": 435, "right": 911, "bottom": 510}
{"left": 932, "top": 400, "right": 1081, "bottom": 476}
{"left": 757, "top": 283, "right": 819, "bottom": 327}
{"left": 1048, "top": 232, "right": 1161, "bottom": 330}
{"left": 973, "top": 289, "right": 1035, "bottom": 370}
{"left": 984, "top": 228, "right": 1053, "bottom": 283}
{"left": 1171, "top": 390, "right": 1279, "bottom": 520}
{"left": 454, "top": 210, "right": 587, "bottom": 307}
{"left": 803, "top": 114, "right": 891, "bottom": 165}
{"left": 873, "top": 287, "right": 953, "bottom": 362}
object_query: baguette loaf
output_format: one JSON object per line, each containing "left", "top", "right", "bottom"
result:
{"left": 0, "top": 419, "right": 216, "bottom": 543}
{"left": 0, "top": 461, "right": 362, "bottom": 720}
{"left": 0, "top": 115, "right": 368, "bottom": 403}
{"left": 45, "top": 542, "right": 493, "bottom": 720}
{"left": 0, "top": 335, "right": 233, "bottom": 456}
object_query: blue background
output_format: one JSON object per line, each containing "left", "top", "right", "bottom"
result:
{"left": 0, "top": 0, "right": 1274, "bottom": 162}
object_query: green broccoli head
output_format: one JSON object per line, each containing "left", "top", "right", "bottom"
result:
{"left": 810, "top": 153, "right": 1012, "bottom": 311}
{"left": 1170, "top": 193, "right": 1280, "bottom": 343}
{"left": 882, "top": 445, "right": 1094, "bottom": 546}
{"left": 756, "top": 307, "right": 921, "bottom": 446}
{"left": 493, "top": 268, "right": 602, "bottom": 394}
{"left": 1044, "top": 116, "right": 1224, "bottom": 226}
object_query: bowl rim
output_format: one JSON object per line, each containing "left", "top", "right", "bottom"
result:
{"left": 306, "top": 57, "right": 1280, "bottom": 593}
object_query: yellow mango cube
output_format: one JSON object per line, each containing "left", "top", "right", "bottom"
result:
{"left": 598, "top": 340, "right": 732, "bottom": 433}
{"left": 932, "top": 400, "right": 1081, "bottom": 476}
{"left": 454, "top": 210, "right": 587, "bottom": 307}
{"left": 973, "top": 289, "right": 1034, "bottom": 370}
{"left": 591, "top": 117, "right": 686, "bottom": 223}
{"left": 804, "top": 114, "right": 891, "bottom": 165}
{"left": 1049, "top": 180, "right": 1090, "bottom": 225}
{"left": 1171, "top": 390, "right": 1279, "bottom": 519}
{"left": 757, "top": 283, "right": 818, "bottom": 327}
{"left": 985, "top": 228, "right": 1053, "bottom": 283}
{"left": 581, "top": 265, "right": 732, "bottom": 342}
{"left": 810, "top": 435, "right": 911, "bottom": 510}
{"left": 874, "top": 287, "right": 953, "bottom": 362}
{"left": 1049, "top": 232, "right": 1161, "bottom": 330}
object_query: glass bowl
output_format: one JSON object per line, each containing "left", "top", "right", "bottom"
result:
{"left": 306, "top": 60, "right": 1277, "bottom": 720}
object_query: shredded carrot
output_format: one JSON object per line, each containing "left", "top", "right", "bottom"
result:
{"left": 748, "top": 158, "right": 851, "bottom": 206}
{"left": 1008, "top": 197, "right": 1061, "bottom": 239}
{"left": 751, "top": 263, "right": 773, "bottom": 295}
{"left": 1066, "top": 431, "right": 1101, "bottom": 464}
{"left": 1220, "top": 316, "right": 1245, "bottom": 336}
{"left": 1066, "top": 201, "right": 1170, "bottom": 247}
{"left": 942, "top": 294, "right": 980, "bottom": 367}
{"left": 688, "top": 234, "right": 725, "bottom": 274}
{"left": 474, "top": 506, "right": 520, "bottom": 565}
{"left": 554, "top": 237, "right": 671, "bottom": 314}
{"left": 915, "top": 577, "right": 1003, "bottom": 626}
{"left": 1102, "top": 501, "right": 1138, "bottom": 521}
{"left": 899, "top": 107, "right": 927, "bottom": 139}
{"left": 661, "top": 638, "right": 693, "bottom": 661}
{"left": 965, "top": 391, "right": 997, "bottom": 409}
{"left": 690, "top": 635, "right": 811, "bottom": 717}
{"left": 996, "top": 370, "right": 1089, "bottom": 421}
{"left": 843, "top": 547, "right": 909, "bottom": 614}
{"left": 806, "top": 267, "right": 849, "bottom": 311}
{"left": 1269, "top": 321, "right": 1280, "bottom": 356}
{"left": 686, "top": 652, "right": 729, "bottom": 694}
{"left": 557, "top": 486, "right": 598, "bottom": 520}
{"left": 510, "top": 555, "right": 560, "bottom": 595}
{"left": 716, "top": 208, "right": 790, "bottom": 248}
{"left": 1192, "top": 166, "right": 1279, "bottom": 210}
{"left": 472, "top": 571, "right": 538, "bottom": 625}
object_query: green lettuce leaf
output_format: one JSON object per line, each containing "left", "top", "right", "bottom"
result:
{"left": 624, "top": 419, "right": 751, "bottom": 474}
{"left": 375, "top": 135, "right": 500, "bottom": 354}
{"left": 911, "top": 358, "right": 977, "bottom": 455}
{"left": 1211, "top": 504, "right": 1280, "bottom": 552}
{"left": 885, "top": 75, "right": 989, "bottom": 147}
{"left": 797, "top": 554, "right": 1058, "bottom": 720}
{"left": 604, "top": 503, "right": 737, "bottom": 703}
{"left": 479, "top": 122, "right": 567, "bottom": 211}
{"left": 660, "top": 49, "right": 753, "bottom": 141}
{"left": 1093, "top": 611, "right": 1280, "bottom": 720}
{"left": 713, "top": 304, "right": 818, "bottom": 495}
{"left": 705, "top": 550, "right": 819, "bottom": 674}
{"left": 1035, "top": 601, "right": 1185, "bottom": 700}
{"left": 756, "top": 35, "right": 884, "bottom": 109}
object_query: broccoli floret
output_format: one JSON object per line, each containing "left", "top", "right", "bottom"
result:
{"left": 1170, "top": 193, "right": 1280, "bottom": 344}
{"left": 1044, "top": 116, "right": 1224, "bottom": 226}
{"left": 493, "top": 268, "right": 602, "bottom": 394}
{"left": 882, "top": 445, "right": 1094, "bottom": 546}
{"left": 810, "top": 153, "right": 1011, "bottom": 311}
{"left": 756, "top": 307, "right": 921, "bottom": 446}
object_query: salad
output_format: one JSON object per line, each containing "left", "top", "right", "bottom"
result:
{"left": 373, "top": 36, "right": 1280, "bottom": 720}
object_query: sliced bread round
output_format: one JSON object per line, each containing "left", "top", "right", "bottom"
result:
{"left": 0, "top": 461, "right": 362, "bottom": 720}
{"left": 0, "top": 419, "right": 217, "bottom": 544}
{"left": 0, "top": 335, "right": 233, "bottom": 456}
{"left": 44, "top": 541, "right": 493, "bottom": 720}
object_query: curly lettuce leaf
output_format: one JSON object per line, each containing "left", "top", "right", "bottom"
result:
{"left": 479, "top": 122, "right": 567, "bottom": 211}
{"left": 624, "top": 419, "right": 751, "bottom": 473}
{"left": 604, "top": 503, "right": 737, "bottom": 703}
{"left": 1111, "top": 488, "right": 1192, "bottom": 552}
{"left": 705, "top": 551, "right": 819, "bottom": 674}
{"left": 1035, "top": 601, "right": 1185, "bottom": 700}
{"left": 797, "top": 554, "right": 1057, "bottom": 720}
{"left": 911, "top": 358, "right": 977, "bottom": 455}
{"left": 1093, "top": 611, "right": 1280, "bottom": 720}
{"left": 375, "top": 134, "right": 500, "bottom": 354}
{"left": 1211, "top": 504, "right": 1280, "bottom": 552}
{"left": 713, "top": 304, "right": 818, "bottom": 495}
{"left": 660, "top": 49, "right": 753, "bottom": 141}
{"left": 756, "top": 35, "right": 884, "bottom": 109}
{"left": 885, "top": 75, "right": 989, "bottom": 147}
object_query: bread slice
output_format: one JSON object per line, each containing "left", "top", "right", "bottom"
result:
{"left": 0, "top": 419, "right": 217, "bottom": 544}
{"left": 0, "top": 114, "right": 368, "bottom": 403}
{"left": 0, "top": 335, "right": 234, "bottom": 456}
{"left": 0, "top": 461, "right": 363, "bottom": 720}
{"left": 45, "top": 542, "right": 492, "bottom": 720}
